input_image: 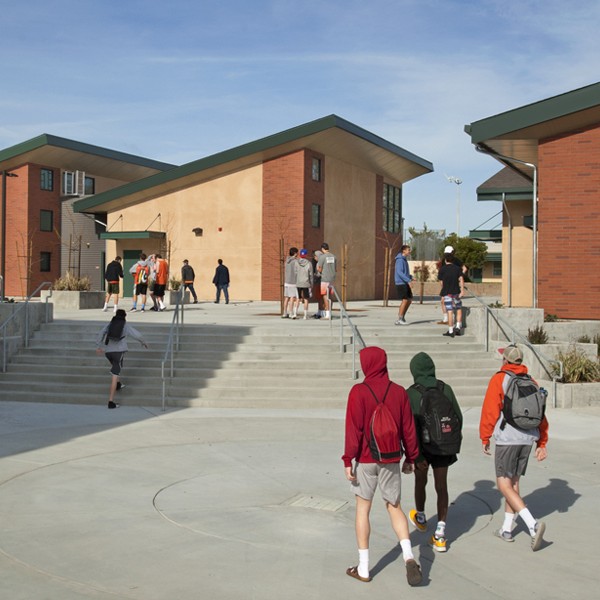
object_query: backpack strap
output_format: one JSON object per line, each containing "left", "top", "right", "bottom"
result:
{"left": 363, "top": 381, "right": 392, "bottom": 404}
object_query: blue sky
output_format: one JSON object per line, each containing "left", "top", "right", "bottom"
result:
{"left": 2, "top": 0, "right": 599, "bottom": 235}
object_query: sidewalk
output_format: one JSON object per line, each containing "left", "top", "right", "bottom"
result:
{"left": 0, "top": 299, "right": 598, "bottom": 598}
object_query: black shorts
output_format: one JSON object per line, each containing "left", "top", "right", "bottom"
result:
{"left": 153, "top": 284, "right": 166, "bottom": 297}
{"left": 135, "top": 283, "right": 148, "bottom": 295}
{"left": 105, "top": 351, "right": 125, "bottom": 376}
{"left": 106, "top": 282, "right": 120, "bottom": 295}
{"left": 396, "top": 284, "right": 413, "bottom": 300}
{"left": 421, "top": 450, "right": 458, "bottom": 469}
{"left": 297, "top": 287, "right": 311, "bottom": 300}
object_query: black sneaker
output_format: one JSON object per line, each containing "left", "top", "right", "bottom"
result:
{"left": 116, "top": 382, "right": 125, "bottom": 391}
{"left": 454, "top": 327, "right": 461, "bottom": 336}
{"left": 108, "top": 401, "right": 119, "bottom": 409}
{"left": 442, "top": 331, "right": 455, "bottom": 338}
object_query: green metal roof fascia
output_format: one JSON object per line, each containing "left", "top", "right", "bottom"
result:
{"left": 469, "top": 230, "right": 502, "bottom": 240}
{"left": 477, "top": 190, "right": 533, "bottom": 202}
{"left": 465, "top": 81, "right": 600, "bottom": 143}
{"left": 486, "top": 253, "right": 502, "bottom": 262}
{"left": 74, "top": 114, "right": 434, "bottom": 213}
{"left": 100, "top": 231, "right": 166, "bottom": 240}
{"left": 0, "top": 133, "right": 176, "bottom": 171}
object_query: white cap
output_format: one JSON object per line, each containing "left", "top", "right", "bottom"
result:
{"left": 444, "top": 245, "right": 454, "bottom": 254}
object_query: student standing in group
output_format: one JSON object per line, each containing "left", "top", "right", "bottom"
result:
{"left": 151, "top": 254, "right": 169, "bottom": 311}
{"left": 282, "top": 247, "right": 299, "bottom": 319}
{"left": 480, "top": 344, "right": 549, "bottom": 551}
{"left": 317, "top": 242, "right": 336, "bottom": 320}
{"left": 130, "top": 254, "right": 150, "bottom": 312}
{"left": 295, "top": 249, "right": 313, "bottom": 319}
{"left": 438, "top": 251, "right": 465, "bottom": 337}
{"left": 95, "top": 309, "right": 148, "bottom": 409}
{"left": 342, "top": 346, "right": 422, "bottom": 587}
{"left": 103, "top": 256, "right": 123, "bottom": 313}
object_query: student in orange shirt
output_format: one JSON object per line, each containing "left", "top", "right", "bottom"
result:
{"left": 150, "top": 254, "right": 169, "bottom": 311}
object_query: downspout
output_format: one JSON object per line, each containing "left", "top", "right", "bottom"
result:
{"left": 475, "top": 146, "right": 538, "bottom": 308}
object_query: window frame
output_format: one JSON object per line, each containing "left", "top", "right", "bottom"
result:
{"left": 311, "top": 203, "right": 321, "bottom": 228}
{"left": 383, "top": 183, "right": 402, "bottom": 233}
{"left": 40, "top": 168, "right": 54, "bottom": 191}
{"left": 40, "top": 251, "right": 52, "bottom": 272}
{"left": 311, "top": 157, "right": 322, "bottom": 182}
{"left": 40, "top": 209, "right": 53, "bottom": 232}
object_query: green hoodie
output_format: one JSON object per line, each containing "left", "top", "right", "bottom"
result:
{"left": 407, "top": 352, "right": 463, "bottom": 461}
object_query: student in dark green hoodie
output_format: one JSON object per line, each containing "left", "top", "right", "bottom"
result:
{"left": 406, "top": 352, "right": 463, "bottom": 553}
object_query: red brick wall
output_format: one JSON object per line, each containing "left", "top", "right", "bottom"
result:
{"left": 261, "top": 151, "right": 307, "bottom": 300}
{"left": 538, "top": 124, "right": 600, "bottom": 319}
{"left": 2, "top": 164, "right": 61, "bottom": 297}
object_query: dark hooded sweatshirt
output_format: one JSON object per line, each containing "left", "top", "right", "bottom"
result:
{"left": 407, "top": 352, "right": 463, "bottom": 461}
{"left": 342, "top": 346, "right": 418, "bottom": 468}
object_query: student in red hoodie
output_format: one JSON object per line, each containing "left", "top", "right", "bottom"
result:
{"left": 342, "top": 346, "right": 422, "bottom": 586}
{"left": 480, "top": 344, "right": 549, "bottom": 551}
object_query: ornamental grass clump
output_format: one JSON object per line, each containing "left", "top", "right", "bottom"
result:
{"left": 554, "top": 347, "right": 600, "bottom": 383}
{"left": 53, "top": 273, "right": 91, "bottom": 291}
{"left": 527, "top": 326, "right": 548, "bottom": 345}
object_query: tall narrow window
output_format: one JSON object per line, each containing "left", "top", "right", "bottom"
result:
{"left": 40, "top": 252, "right": 52, "bottom": 272}
{"left": 312, "top": 203, "right": 321, "bottom": 228}
{"left": 40, "top": 210, "right": 53, "bottom": 232}
{"left": 383, "top": 183, "right": 402, "bottom": 233}
{"left": 40, "top": 168, "right": 54, "bottom": 191}
{"left": 311, "top": 157, "right": 322, "bottom": 182}
{"left": 84, "top": 176, "right": 95, "bottom": 195}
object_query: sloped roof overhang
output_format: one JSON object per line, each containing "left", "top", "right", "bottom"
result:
{"left": 73, "top": 115, "right": 433, "bottom": 215}
{"left": 100, "top": 230, "right": 166, "bottom": 240}
{"left": 0, "top": 134, "right": 176, "bottom": 181}
{"left": 465, "top": 82, "right": 600, "bottom": 176}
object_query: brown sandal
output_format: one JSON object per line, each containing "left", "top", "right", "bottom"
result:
{"left": 346, "top": 566, "right": 371, "bottom": 582}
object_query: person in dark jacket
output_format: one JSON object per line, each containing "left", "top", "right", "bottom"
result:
{"left": 181, "top": 259, "right": 198, "bottom": 303}
{"left": 406, "top": 352, "right": 463, "bottom": 553}
{"left": 212, "top": 259, "right": 230, "bottom": 304}
{"left": 342, "top": 346, "right": 422, "bottom": 587}
{"left": 103, "top": 256, "right": 123, "bottom": 313}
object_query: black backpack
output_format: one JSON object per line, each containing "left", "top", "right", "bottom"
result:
{"left": 104, "top": 318, "right": 126, "bottom": 345}
{"left": 363, "top": 382, "right": 402, "bottom": 463}
{"left": 499, "top": 371, "right": 546, "bottom": 430}
{"left": 412, "top": 381, "right": 462, "bottom": 456}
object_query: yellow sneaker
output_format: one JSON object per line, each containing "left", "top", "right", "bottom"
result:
{"left": 430, "top": 534, "right": 447, "bottom": 552}
{"left": 409, "top": 509, "right": 427, "bottom": 532}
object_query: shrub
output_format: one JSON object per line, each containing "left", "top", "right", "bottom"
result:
{"left": 53, "top": 273, "right": 91, "bottom": 291}
{"left": 577, "top": 335, "right": 591, "bottom": 343}
{"left": 554, "top": 347, "right": 600, "bottom": 383}
{"left": 576, "top": 334, "right": 600, "bottom": 356}
{"left": 527, "top": 326, "right": 548, "bottom": 344}
{"left": 169, "top": 277, "right": 182, "bottom": 291}
{"left": 488, "top": 301, "right": 504, "bottom": 308}
{"left": 544, "top": 313, "right": 559, "bottom": 322}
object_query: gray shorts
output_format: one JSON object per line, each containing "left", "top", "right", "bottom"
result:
{"left": 495, "top": 444, "right": 532, "bottom": 479}
{"left": 351, "top": 462, "right": 401, "bottom": 505}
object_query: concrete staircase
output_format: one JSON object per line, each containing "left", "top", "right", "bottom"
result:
{"left": 0, "top": 313, "right": 498, "bottom": 409}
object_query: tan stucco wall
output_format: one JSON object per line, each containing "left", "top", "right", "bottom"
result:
{"left": 324, "top": 157, "right": 377, "bottom": 300}
{"left": 503, "top": 200, "right": 533, "bottom": 307}
{"left": 105, "top": 166, "right": 263, "bottom": 300}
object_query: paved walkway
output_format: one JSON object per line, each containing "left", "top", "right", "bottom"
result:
{"left": 0, "top": 299, "right": 598, "bottom": 598}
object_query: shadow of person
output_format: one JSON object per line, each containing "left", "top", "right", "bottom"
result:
{"left": 369, "top": 543, "right": 402, "bottom": 578}
{"left": 523, "top": 477, "right": 581, "bottom": 519}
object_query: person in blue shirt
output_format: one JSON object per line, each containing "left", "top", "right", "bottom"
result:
{"left": 394, "top": 245, "right": 413, "bottom": 325}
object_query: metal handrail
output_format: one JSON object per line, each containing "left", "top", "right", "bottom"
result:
{"left": 0, "top": 281, "right": 53, "bottom": 372}
{"left": 329, "top": 286, "right": 366, "bottom": 379}
{"left": 465, "top": 286, "right": 563, "bottom": 407}
{"left": 160, "top": 289, "right": 185, "bottom": 411}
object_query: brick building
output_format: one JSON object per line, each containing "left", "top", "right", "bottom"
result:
{"left": 465, "top": 82, "right": 600, "bottom": 319}
{"left": 74, "top": 115, "right": 433, "bottom": 301}
{"left": 0, "top": 135, "right": 174, "bottom": 298}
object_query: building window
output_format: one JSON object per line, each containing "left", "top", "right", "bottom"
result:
{"left": 40, "top": 210, "right": 53, "bottom": 232}
{"left": 493, "top": 263, "right": 502, "bottom": 277}
{"left": 383, "top": 183, "right": 402, "bottom": 233}
{"left": 40, "top": 252, "right": 52, "bottom": 272}
{"left": 40, "top": 168, "right": 54, "bottom": 191}
{"left": 84, "top": 176, "right": 95, "bottom": 195}
{"left": 311, "top": 203, "right": 321, "bottom": 228}
{"left": 311, "top": 158, "right": 321, "bottom": 182}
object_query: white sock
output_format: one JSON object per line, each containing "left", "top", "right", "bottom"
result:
{"left": 326, "top": 310, "right": 331, "bottom": 318}
{"left": 159, "top": 301, "right": 165, "bottom": 309}
{"left": 400, "top": 538, "right": 414, "bottom": 561}
{"left": 518, "top": 508, "right": 537, "bottom": 535}
{"left": 113, "top": 305, "right": 118, "bottom": 313}
{"left": 448, "top": 326, "right": 454, "bottom": 334}
{"left": 442, "top": 315, "right": 448, "bottom": 323}
{"left": 357, "top": 548, "right": 369, "bottom": 579}
{"left": 435, "top": 521, "right": 446, "bottom": 536}
{"left": 456, "top": 321, "right": 462, "bottom": 329}
{"left": 103, "top": 303, "right": 108, "bottom": 310}
{"left": 502, "top": 512, "right": 515, "bottom": 532}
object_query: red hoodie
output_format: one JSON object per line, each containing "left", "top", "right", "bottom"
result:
{"left": 342, "top": 346, "right": 419, "bottom": 468}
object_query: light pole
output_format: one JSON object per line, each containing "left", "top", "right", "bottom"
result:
{"left": 446, "top": 175, "right": 462, "bottom": 236}
{"left": 1, "top": 170, "right": 18, "bottom": 302}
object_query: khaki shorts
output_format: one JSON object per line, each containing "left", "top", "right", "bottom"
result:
{"left": 351, "top": 462, "right": 401, "bottom": 505}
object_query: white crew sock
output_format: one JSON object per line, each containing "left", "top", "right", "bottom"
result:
{"left": 518, "top": 508, "right": 537, "bottom": 535}
{"left": 400, "top": 538, "right": 414, "bottom": 561}
{"left": 442, "top": 314, "right": 448, "bottom": 323}
{"left": 357, "top": 548, "right": 369, "bottom": 579}
{"left": 113, "top": 305, "right": 118, "bottom": 313}
{"left": 502, "top": 512, "right": 515, "bottom": 533}
{"left": 448, "top": 326, "right": 454, "bottom": 334}
{"left": 435, "top": 521, "right": 446, "bottom": 536}
{"left": 456, "top": 321, "right": 462, "bottom": 329}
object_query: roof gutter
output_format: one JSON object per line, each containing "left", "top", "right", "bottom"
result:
{"left": 475, "top": 145, "right": 537, "bottom": 309}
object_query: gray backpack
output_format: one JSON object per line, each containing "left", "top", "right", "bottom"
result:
{"left": 500, "top": 371, "right": 546, "bottom": 430}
